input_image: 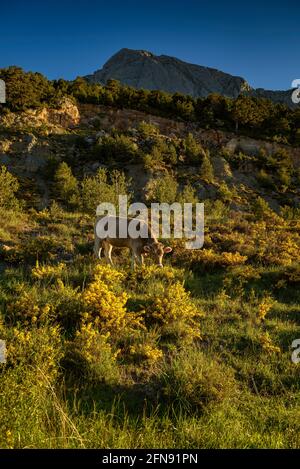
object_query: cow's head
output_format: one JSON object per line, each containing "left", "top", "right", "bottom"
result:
{"left": 143, "top": 242, "right": 172, "bottom": 267}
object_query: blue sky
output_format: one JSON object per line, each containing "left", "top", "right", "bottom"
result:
{"left": 0, "top": 0, "right": 299, "bottom": 90}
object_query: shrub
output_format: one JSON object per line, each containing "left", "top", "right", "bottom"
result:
{"left": 252, "top": 197, "right": 274, "bottom": 220}
{"left": 218, "top": 182, "right": 234, "bottom": 202}
{"left": 81, "top": 168, "right": 131, "bottom": 214}
{"left": 49, "top": 280, "right": 83, "bottom": 331}
{"left": 54, "top": 162, "right": 79, "bottom": 207}
{"left": 183, "top": 133, "right": 206, "bottom": 164}
{"left": 5, "top": 284, "right": 53, "bottom": 325}
{"left": 65, "top": 323, "right": 120, "bottom": 383}
{"left": 96, "top": 134, "right": 138, "bottom": 162}
{"left": 138, "top": 121, "right": 160, "bottom": 138}
{"left": 145, "top": 174, "right": 178, "bottom": 204}
{"left": 177, "top": 183, "right": 199, "bottom": 204}
{"left": 145, "top": 281, "right": 202, "bottom": 342}
{"left": 129, "top": 343, "right": 163, "bottom": 367}
{"left": 82, "top": 265, "right": 144, "bottom": 336}
{"left": 188, "top": 249, "right": 248, "bottom": 273}
{"left": 161, "top": 346, "right": 238, "bottom": 412}
{"left": 257, "top": 295, "right": 275, "bottom": 321}
{"left": 0, "top": 166, "right": 20, "bottom": 209}
{"left": 1, "top": 323, "right": 62, "bottom": 378}
{"left": 199, "top": 152, "right": 214, "bottom": 183}
{"left": 143, "top": 145, "right": 164, "bottom": 170}
{"left": 31, "top": 261, "right": 66, "bottom": 280}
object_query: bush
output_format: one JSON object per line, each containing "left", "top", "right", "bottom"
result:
{"left": 81, "top": 168, "right": 131, "bottom": 214}
{"left": 145, "top": 174, "right": 178, "bottom": 204}
{"left": 1, "top": 323, "right": 62, "bottom": 379}
{"left": 145, "top": 281, "right": 202, "bottom": 342}
{"left": 54, "top": 162, "right": 79, "bottom": 207}
{"left": 183, "top": 133, "right": 206, "bottom": 164}
{"left": 65, "top": 323, "right": 120, "bottom": 383}
{"left": 138, "top": 121, "right": 160, "bottom": 138}
{"left": 95, "top": 134, "right": 138, "bottom": 162}
{"left": 252, "top": 197, "right": 273, "bottom": 220}
{"left": 177, "top": 183, "right": 199, "bottom": 204}
{"left": 0, "top": 166, "right": 20, "bottom": 209}
{"left": 161, "top": 346, "right": 238, "bottom": 412}
{"left": 82, "top": 265, "right": 144, "bottom": 336}
{"left": 199, "top": 152, "right": 214, "bottom": 183}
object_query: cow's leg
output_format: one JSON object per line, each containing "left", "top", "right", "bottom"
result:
{"left": 103, "top": 242, "right": 114, "bottom": 266}
{"left": 136, "top": 254, "right": 144, "bottom": 266}
{"left": 132, "top": 247, "right": 143, "bottom": 269}
{"left": 131, "top": 252, "right": 135, "bottom": 270}
{"left": 94, "top": 237, "right": 102, "bottom": 259}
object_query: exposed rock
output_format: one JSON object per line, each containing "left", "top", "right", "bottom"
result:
{"left": 211, "top": 156, "right": 232, "bottom": 180}
{"left": 85, "top": 48, "right": 296, "bottom": 107}
{"left": 0, "top": 97, "right": 80, "bottom": 132}
{"left": 86, "top": 48, "right": 248, "bottom": 99}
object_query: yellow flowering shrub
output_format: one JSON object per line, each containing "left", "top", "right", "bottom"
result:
{"left": 1, "top": 324, "right": 62, "bottom": 378}
{"left": 6, "top": 286, "right": 52, "bottom": 325}
{"left": 198, "top": 249, "right": 248, "bottom": 268}
{"left": 145, "top": 281, "right": 202, "bottom": 341}
{"left": 74, "top": 322, "right": 118, "bottom": 363}
{"left": 82, "top": 269, "right": 144, "bottom": 335}
{"left": 31, "top": 261, "right": 66, "bottom": 280}
{"left": 129, "top": 343, "right": 163, "bottom": 366}
{"left": 248, "top": 223, "right": 300, "bottom": 266}
{"left": 178, "top": 248, "right": 248, "bottom": 273}
{"left": 92, "top": 264, "right": 125, "bottom": 288}
{"left": 258, "top": 296, "right": 274, "bottom": 321}
{"left": 65, "top": 321, "right": 120, "bottom": 383}
{"left": 259, "top": 332, "right": 281, "bottom": 354}
{"left": 128, "top": 264, "right": 185, "bottom": 284}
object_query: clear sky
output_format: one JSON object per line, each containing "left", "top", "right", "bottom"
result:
{"left": 0, "top": 0, "right": 299, "bottom": 90}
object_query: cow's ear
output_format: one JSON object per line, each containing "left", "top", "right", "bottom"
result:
{"left": 164, "top": 246, "right": 173, "bottom": 254}
{"left": 144, "top": 245, "right": 151, "bottom": 253}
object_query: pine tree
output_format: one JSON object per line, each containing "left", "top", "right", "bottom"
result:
{"left": 200, "top": 153, "right": 214, "bottom": 183}
{"left": 54, "top": 162, "right": 79, "bottom": 207}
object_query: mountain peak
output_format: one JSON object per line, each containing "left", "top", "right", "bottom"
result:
{"left": 85, "top": 48, "right": 294, "bottom": 106}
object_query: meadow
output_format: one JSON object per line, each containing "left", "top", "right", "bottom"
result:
{"left": 0, "top": 201, "right": 299, "bottom": 448}
{"left": 0, "top": 71, "right": 299, "bottom": 448}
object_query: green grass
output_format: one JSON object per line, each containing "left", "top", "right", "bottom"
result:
{"left": 0, "top": 207, "right": 299, "bottom": 449}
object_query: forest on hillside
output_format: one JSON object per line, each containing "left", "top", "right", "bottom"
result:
{"left": 1, "top": 66, "right": 300, "bottom": 145}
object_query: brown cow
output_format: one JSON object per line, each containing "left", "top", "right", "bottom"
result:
{"left": 94, "top": 216, "right": 172, "bottom": 268}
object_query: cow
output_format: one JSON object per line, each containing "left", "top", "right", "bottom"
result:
{"left": 94, "top": 215, "right": 172, "bottom": 268}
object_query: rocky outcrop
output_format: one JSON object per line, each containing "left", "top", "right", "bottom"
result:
{"left": 85, "top": 48, "right": 296, "bottom": 107}
{"left": 0, "top": 97, "right": 80, "bottom": 133}
{"left": 85, "top": 48, "right": 250, "bottom": 99}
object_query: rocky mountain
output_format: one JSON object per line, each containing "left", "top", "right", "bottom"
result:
{"left": 85, "top": 48, "right": 294, "bottom": 106}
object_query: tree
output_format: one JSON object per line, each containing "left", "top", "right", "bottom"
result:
{"left": 230, "top": 96, "right": 271, "bottom": 132}
{"left": 178, "top": 183, "right": 199, "bottom": 204}
{"left": 199, "top": 153, "right": 214, "bottom": 183}
{"left": 145, "top": 174, "right": 178, "bottom": 204}
{"left": 81, "top": 168, "right": 131, "bottom": 214}
{"left": 183, "top": 133, "right": 206, "bottom": 165}
{"left": 54, "top": 162, "right": 79, "bottom": 207}
{"left": 0, "top": 166, "right": 20, "bottom": 209}
{"left": 0, "top": 66, "right": 55, "bottom": 111}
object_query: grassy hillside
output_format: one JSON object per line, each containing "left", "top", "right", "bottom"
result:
{"left": 0, "top": 76, "right": 299, "bottom": 448}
